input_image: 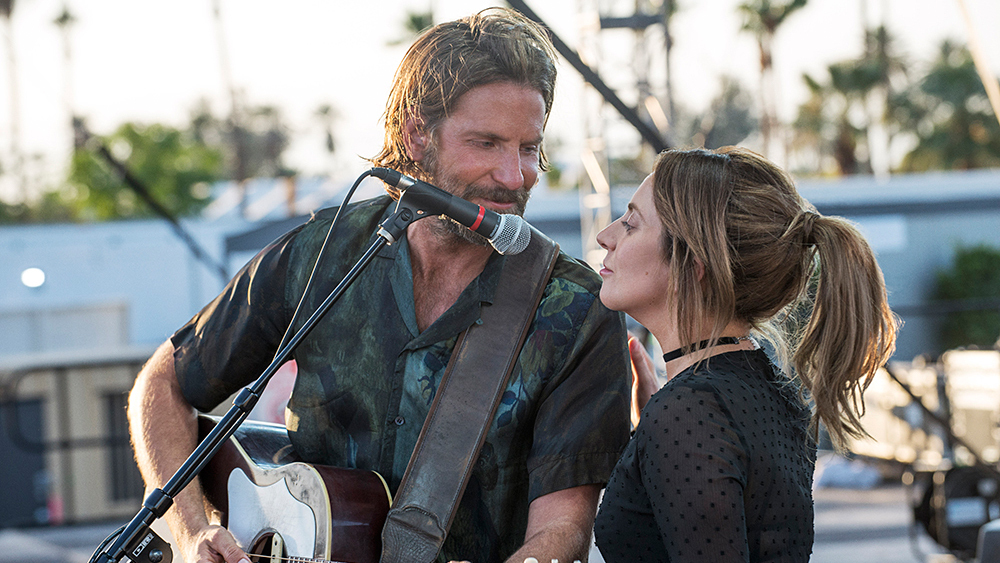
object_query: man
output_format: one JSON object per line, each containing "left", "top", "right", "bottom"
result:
{"left": 128, "top": 8, "right": 630, "bottom": 563}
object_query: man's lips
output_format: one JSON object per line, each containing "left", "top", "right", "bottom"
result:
{"left": 477, "top": 199, "right": 517, "bottom": 212}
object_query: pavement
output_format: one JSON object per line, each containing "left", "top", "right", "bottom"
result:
{"left": 0, "top": 483, "right": 965, "bottom": 563}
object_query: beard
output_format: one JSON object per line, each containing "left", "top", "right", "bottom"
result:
{"left": 420, "top": 150, "right": 532, "bottom": 248}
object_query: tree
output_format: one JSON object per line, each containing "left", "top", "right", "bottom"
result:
{"left": 790, "top": 26, "right": 909, "bottom": 176}
{"left": 388, "top": 9, "right": 434, "bottom": 46}
{"left": 1, "top": 0, "right": 25, "bottom": 199}
{"left": 738, "top": 0, "right": 808, "bottom": 159}
{"left": 65, "top": 122, "right": 223, "bottom": 221}
{"left": 863, "top": 25, "right": 910, "bottom": 167}
{"left": 934, "top": 244, "right": 1000, "bottom": 351}
{"left": 53, "top": 4, "right": 77, "bottom": 120}
{"left": 898, "top": 41, "right": 1000, "bottom": 171}
{"left": 691, "top": 75, "right": 758, "bottom": 149}
{"left": 188, "top": 100, "right": 294, "bottom": 180}
{"left": 662, "top": 0, "right": 680, "bottom": 129}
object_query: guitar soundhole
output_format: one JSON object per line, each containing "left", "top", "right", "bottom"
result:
{"left": 248, "top": 531, "right": 287, "bottom": 563}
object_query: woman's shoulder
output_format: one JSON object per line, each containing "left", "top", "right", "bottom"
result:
{"left": 648, "top": 350, "right": 777, "bottom": 411}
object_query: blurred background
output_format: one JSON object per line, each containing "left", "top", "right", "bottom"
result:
{"left": 2, "top": 0, "right": 1000, "bottom": 561}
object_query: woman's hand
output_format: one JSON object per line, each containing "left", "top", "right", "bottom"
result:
{"left": 629, "top": 335, "right": 659, "bottom": 428}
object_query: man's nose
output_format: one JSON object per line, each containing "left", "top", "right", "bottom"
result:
{"left": 493, "top": 149, "right": 527, "bottom": 190}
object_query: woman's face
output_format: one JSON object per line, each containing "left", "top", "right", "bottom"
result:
{"left": 596, "top": 174, "right": 673, "bottom": 323}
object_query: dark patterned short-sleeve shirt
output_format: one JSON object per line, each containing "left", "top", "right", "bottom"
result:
{"left": 595, "top": 349, "right": 815, "bottom": 563}
{"left": 171, "top": 195, "right": 631, "bottom": 563}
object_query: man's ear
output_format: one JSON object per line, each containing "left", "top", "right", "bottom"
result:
{"left": 403, "top": 115, "right": 429, "bottom": 162}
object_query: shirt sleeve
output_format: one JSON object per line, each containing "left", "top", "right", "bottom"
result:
{"left": 636, "top": 380, "right": 752, "bottom": 562}
{"left": 170, "top": 223, "right": 304, "bottom": 412}
{"left": 525, "top": 279, "right": 631, "bottom": 501}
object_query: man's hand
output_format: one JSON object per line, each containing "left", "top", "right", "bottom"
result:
{"left": 629, "top": 335, "right": 659, "bottom": 428}
{"left": 183, "top": 525, "right": 250, "bottom": 563}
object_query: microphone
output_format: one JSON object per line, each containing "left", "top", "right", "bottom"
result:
{"left": 370, "top": 167, "right": 531, "bottom": 255}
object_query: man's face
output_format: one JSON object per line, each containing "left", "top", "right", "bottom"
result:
{"left": 418, "top": 81, "right": 546, "bottom": 246}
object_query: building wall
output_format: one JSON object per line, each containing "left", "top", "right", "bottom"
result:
{"left": 798, "top": 169, "right": 1000, "bottom": 361}
{"left": 1, "top": 350, "right": 155, "bottom": 523}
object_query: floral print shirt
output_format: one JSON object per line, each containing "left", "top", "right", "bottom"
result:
{"left": 172, "top": 195, "right": 631, "bottom": 563}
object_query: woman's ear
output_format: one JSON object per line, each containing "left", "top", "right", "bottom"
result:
{"left": 693, "top": 257, "right": 706, "bottom": 282}
{"left": 403, "top": 115, "right": 428, "bottom": 162}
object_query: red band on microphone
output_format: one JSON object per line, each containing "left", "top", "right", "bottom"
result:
{"left": 470, "top": 206, "right": 485, "bottom": 231}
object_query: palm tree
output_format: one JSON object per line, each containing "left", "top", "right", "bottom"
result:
{"left": 789, "top": 25, "right": 908, "bottom": 176}
{"left": 899, "top": 41, "right": 1000, "bottom": 171}
{"left": 662, "top": 0, "right": 680, "bottom": 130}
{"left": 53, "top": 5, "right": 77, "bottom": 146}
{"left": 1, "top": 0, "right": 24, "bottom": 199}
{"left": 737, "top": 0, "right": 808, "bottom": 161}
{"left": 388, "top": 9, "right": 434, "bottom": 46}
{"left": 860, "top": 25, "right": 909, "bottom": 176}
{"left": 792, "top": 60, "right": 877, "bottom": 176}
{"left": 790, "top": 74, "right": 827, "bottom": 173}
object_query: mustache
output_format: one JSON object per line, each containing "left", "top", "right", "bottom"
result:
{"left": 460, "top": 184, "right": 531, "bottom": 210}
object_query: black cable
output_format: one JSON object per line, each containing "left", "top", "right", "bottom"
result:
{"left": 89, "top": 525, "right": 125, "bottom": 563}
{"left": 273, "top": 169, "right": 376, "bottom": 356}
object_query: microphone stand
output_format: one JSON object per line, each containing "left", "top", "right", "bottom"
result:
{"left": 93, "top": 201, "right": 420, "bottom": 563}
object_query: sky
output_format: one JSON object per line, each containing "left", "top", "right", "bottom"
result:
{"left": 1, "top": 0, "right": 999, "bottom": 201}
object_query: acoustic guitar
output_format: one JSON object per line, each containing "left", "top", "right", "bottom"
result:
{"left": 197, "top": 415, "right": 391, "bottom": 563}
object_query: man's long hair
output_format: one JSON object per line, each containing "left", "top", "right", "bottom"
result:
{"left": 371, "top": 7, "right": 557, "bottom": 197}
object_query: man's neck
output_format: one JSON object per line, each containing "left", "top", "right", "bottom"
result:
{"left": 406, "top": 219, "right": 494, "bottom": 332}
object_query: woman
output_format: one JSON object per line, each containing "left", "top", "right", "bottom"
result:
{"left": 593, "top": 147, "right": 897, "bottom": 562}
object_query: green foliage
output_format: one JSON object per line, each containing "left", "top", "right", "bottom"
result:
{"left": 188, "top": 101, "right": 294, "bottom": 181}
{"left": 695, "top": 75, "right": 757, "bottom": 149}
{"left": 791, "top": 25, "right": 908, "bottom": 176}
{"left": 670, "top": 76, "right": 758, "bottom": 149}
{"left": 899, "top": 42, "right": 1000, "bottom": 172}
{"left": 738, "top": 0, "right": 808, "bottom": 36}
{"left": 66, "top": 122, "right": 222, "bottom": 221}
{"left": 387, "top": 9, "right": 434, "bottom": 46}
{"left": 934, "top": 244, "right": 1000, "bottom": 350}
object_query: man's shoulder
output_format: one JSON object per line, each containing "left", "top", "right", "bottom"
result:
{"left": 548, "top": 251, "right": 602, "bottom": 297}
{"left": 294, "top": 195, "right": 394, "bottom": 245}
{"left": 311, "top": 194, "right": 393, "bottom": 225}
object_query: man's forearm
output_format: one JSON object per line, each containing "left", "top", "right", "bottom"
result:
{"left": 127, "top": 341, "right": 212, "bottom": 545}
{"left": 503, "top": 484, "right": 601, "bottom": 563}
{"left": 504, "top": 520, "right": 592, "bottom": 563}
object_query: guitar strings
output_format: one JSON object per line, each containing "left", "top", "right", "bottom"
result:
{"left": 248, "top": 555, "right": 350, "bottom": 563}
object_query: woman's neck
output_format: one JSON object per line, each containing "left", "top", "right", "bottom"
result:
{"left": 652, "top": 319, "right": 756, "bottom": 381}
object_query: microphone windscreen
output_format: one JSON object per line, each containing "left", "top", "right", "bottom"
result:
{"left": 491, "top": 215, "right": 531, "bottom": 255}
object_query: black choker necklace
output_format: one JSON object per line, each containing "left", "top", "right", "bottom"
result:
{"left": 662, "top": 337, "right": 741, "bottom": 363}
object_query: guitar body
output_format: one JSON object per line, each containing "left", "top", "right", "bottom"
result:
{"left": 198, "top": 415, "right": 391, "bottom": 563}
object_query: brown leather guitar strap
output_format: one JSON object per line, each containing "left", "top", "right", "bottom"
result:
{"left": 379, "top": 226, "right": 559, "bottom": 563}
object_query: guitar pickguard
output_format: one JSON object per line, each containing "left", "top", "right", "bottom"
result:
{"left": 228, "top": 467, "right": 317, "bottom": 558}
{"left": 198, "top": 415, "right": 391, "bottom": 563}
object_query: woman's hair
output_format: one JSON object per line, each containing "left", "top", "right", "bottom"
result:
{"left": 650, "top": 147, "right": 898, "bottom": 449}
{"left": 370, "top": 7, "right": 557, "bottom": 196}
